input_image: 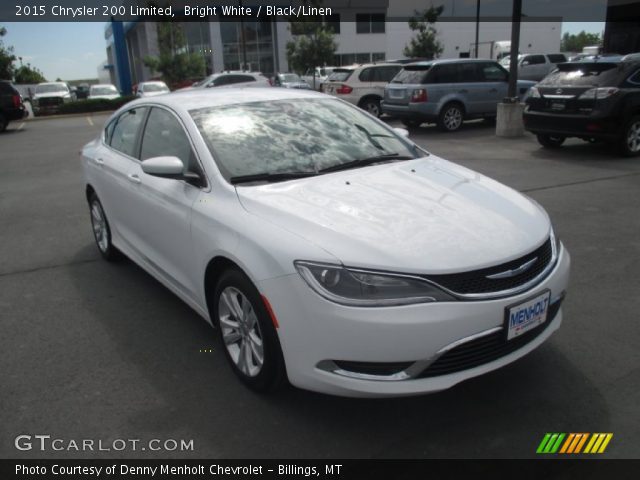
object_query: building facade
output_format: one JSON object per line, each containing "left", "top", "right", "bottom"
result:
{"left": 105, "top": 0, "right": 562, "bottom": 93}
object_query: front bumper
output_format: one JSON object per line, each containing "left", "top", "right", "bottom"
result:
{"left": 523, "top": 109, "right": 622, "bottom": 140}
{"left": 258, "top": 244, "right": 570, "bottom": 397}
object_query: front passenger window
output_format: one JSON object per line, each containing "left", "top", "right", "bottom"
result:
{"left": 140, "top": 107, "right": 198, "bottom": 174}
{"left": 109, "top": 107, "right": 147, "bottom": 158}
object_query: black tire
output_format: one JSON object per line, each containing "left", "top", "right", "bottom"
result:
{"left": 437, "top": 103, "right": 465, "bottom": 132}
{"left": 88, "top": 192, "right": 120, "bottom": 261}
{"left": 360, "top": 97, "right": 381, "bottom": 117}
{"left": 213, "top": 268, "right": 287, "bottom": 393}
{"left": 0, "top": 114, "right": 7, "bottom": 133}
{"left": 618, "top": 115, "right": 640, "bottom": 157}
{"left": 401, "top": 118, "right": 423, "bottom": 129}
{"left": 536, "top": 134, "right": 566, "bottom": 149}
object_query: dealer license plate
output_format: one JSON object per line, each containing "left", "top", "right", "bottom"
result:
{"left": 505, "top": 290, "right": 551, "bottom": 340}
{"left": 389, "top": 89, "right": 405, "bottom": 99}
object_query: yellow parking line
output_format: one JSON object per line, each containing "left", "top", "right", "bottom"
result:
{"left": 17, "top": 122, "right": 25, "bottom": 130}
{"left": 86, "top": 116, "right": 94, "bottom": 126}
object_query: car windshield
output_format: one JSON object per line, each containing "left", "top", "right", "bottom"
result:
{"left": 36, "top": 84, "right": 68, "bottom": 94}
{"left": 91, "top": 86, "right": 117, "bottom": 95}
{"left": 191, "top": 98, "right": 419, "bottom": 182}
{"left": 280, "top": 74, "right": 301, "bottom": 82}
{"left": 143, "top": 83, "right": 169, "bottom": 92}
{"left": 539, "top": 64, "right": 621, "bottom": 86}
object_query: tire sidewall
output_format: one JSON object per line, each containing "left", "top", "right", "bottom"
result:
{"left": 0, "top": 114, "right": 8, "bottom": 132}
{"left": 213, "top": 269, "right": 286, "bottom": 392}
{"left": 89, "top": 193, "right": 118, "bottom": 261}
{"left": 361, "top": 98, "right": 381, "bottom": 117}
{"left": 620, "top": 115, "right": 640, "bottom": 157}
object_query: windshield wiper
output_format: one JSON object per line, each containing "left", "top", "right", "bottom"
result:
{"left": 230, "top": 171, "right": 318, "bottom": 185}
{"left": 319, "top": 153, "right": 413, "bottom": 174}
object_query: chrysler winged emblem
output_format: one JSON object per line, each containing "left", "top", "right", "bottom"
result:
{"left": 486, "top": 257, "right": 537, "bottom": 280}
{"left": 555, "top": 88, "right": 563, "bottom": 94}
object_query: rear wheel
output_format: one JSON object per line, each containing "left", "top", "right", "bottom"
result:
{"left": 619, "top": 115, "right": 640, "bottom": 157}
{"left": 0, "top": 114, "right": 7, "bottom": 133}
{"left": 437, "top": 103, "right": 464, "bottom": 132}
{"left": 536, "top": 134, "right": 566, "bottom": 149}
{"left": 360, "top": 97, "right": 381, "bottom": 117}
{"left": 213, "top": 269, "right": 287, "bottom": 393}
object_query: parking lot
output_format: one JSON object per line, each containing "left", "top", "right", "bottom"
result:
{"left": 1, "top": 113, "right": 639, "bottom": 459}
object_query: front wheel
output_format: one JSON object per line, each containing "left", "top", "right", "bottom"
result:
{"left": 360, "top": 98, "right": 381, "bottom": 117}
{"left": 437, "top": 103, "right": 464, "bottom": 132}
{"left": 537, "top": 134, "right": 566, "bottom": 149}
{"left": 214, "top": 269, "right": 287, "bottom": 393}
{"left": 88, "top": 193, "right": 120, "bottom": 261}
{"left": 619, "top": 115, "right": 640, "bottom": 157}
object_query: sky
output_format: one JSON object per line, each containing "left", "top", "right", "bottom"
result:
{"left": 1, "top": 20, "right": 606, "bottom": 81}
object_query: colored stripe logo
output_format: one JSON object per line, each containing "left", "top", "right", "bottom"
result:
{"left": 537, "top": 433, "right": 613, "bottom": 454}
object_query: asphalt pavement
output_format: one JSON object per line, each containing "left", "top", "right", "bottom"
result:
{"left": 1, "top": 114, "right": 639, "bottom": 459}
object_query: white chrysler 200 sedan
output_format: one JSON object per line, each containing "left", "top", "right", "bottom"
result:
{"left": 82, "top": 88, "right": 570, "bottom": 397}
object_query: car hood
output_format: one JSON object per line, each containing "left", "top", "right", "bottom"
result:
{"left": 89, "top": 94, "right": 120, "bottom": 100}
{"left": 235, "top": 156, "right": 550, "bottom": 274}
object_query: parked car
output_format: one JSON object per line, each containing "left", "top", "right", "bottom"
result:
{"left": 523, "top": 60, "right": 640, "bottom": 156}
{"left": 82, "top": 88, "right": 570, "bottom": 397}
{"left": 0, "top": 80, "right": 27, "bottom": 132}
{"left": 188, "top": 72, "right": 271, "bottom": 90}
{"left": 88, "top": 84, "right": 120, "bottom": 100}
{"left": 322, "top": 63, "right": 403, "bottom": 117}
{"left": 75, "top": 83, "right": 90, "bottom": 100}
{"left": 273, "top": 73, "right": 310, "bottom": 89}
{"left": 32, "top": 82, "right": 73, "bottom": 115}
{"left": 136, "top": 81, "right": 170, "bottom": 98}
{"left": 301, "top": 66, "right": 337, "bottom": 91}
{"left": 500, "top": 53, "right": 567, "bottom": 81}
{"left": 382, "top": 59, "right": 536, "bottom": 131}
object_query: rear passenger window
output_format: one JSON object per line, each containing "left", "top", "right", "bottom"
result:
{"left": 547, "top": 54, "right": 566, "bottom": 64}
{"left": 430, "top": 64, "right": 459, "bottom": 83}
{"left": 359, "top": 68, "right": 373, "bottom": 82}
{"left": 458, "top": 63, "right": 482, "bottom": 82}
{"left": 109, "top": 107, "right": 147, "bottom": 158}
{"left": 140, "top": 107, "right": 198, "bottom": 174}
{"left": 227, "top": 75, "right": 256, "bottom": 84}
{"left": 524, "top": 55, "right": 546, "bottom": 65}
{"left": 373, "top": 66, "right": 402, "bottom": 82}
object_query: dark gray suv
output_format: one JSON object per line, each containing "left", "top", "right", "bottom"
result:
{"left": 382, "top": 59, "right": 536, "bottom": 131}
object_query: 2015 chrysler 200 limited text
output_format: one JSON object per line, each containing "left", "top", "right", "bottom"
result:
{"left": 82, "top": 89, "right": 570, "bottom": 397}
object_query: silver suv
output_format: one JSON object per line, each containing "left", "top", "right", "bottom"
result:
{"left": 500, "top": 53, "right": 567, "bottom": 81}
{"left": 382, "top": 59, "right": 535, "bottom": 131}
{"left": 323, "top": 63, "right": 403, "bottom": 117}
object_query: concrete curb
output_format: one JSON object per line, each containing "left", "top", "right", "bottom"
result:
{"left": 24, "top": 111, "right": 115, "bottom": 122}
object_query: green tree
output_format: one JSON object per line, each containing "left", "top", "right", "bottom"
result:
{"left": 561, "top": 31, "right": 602, "bottom": 53}
{"left": 144, "top": 23, "right": 205, "bottom": 88}
{"left": 0, "top": 26, "right": 16, "bottom": 80}
{"left": 14, "top": 64, "right": 46, "bottom": 83}
{"left": 286, "top": 0, "right": 337, "bottom": 88}
{"left": 403, "top": 5, "right": 444, "bottom": 59}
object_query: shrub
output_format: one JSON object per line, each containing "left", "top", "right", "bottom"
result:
{"left": 57, "top": 96, "right": 136, "bottom": 114}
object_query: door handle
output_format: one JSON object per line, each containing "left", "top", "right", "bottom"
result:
{"left": 127, "top": 173, "right": 141, "bottom": 184}
{"left": 95, "top": 157, "right": 104, "bottom": 167}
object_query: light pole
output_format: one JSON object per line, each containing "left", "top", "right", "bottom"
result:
{"left": 474, "top": 0, "right": 480, "bottom": 58}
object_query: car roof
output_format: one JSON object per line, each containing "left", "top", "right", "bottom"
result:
{"left": 334, "top": 63, "right": 402, "bottom": 71}
{"left": 407, "top": 58, "right": 497, "bottom": 67}
{"left": 123, "top": 87, "right": 327, "bottom": 112}
{"left": 140, "top": 80, "right": 167, "bottom": 85}
{"left": 91, "top": 84, "right": 117, "bottom": 88}
{"left": 37, "top": 82, "right": 67, "bottom": 86}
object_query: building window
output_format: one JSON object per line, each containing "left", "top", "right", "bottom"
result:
{"left": 356, "top": 13, "right": 386, "bottom": 34}
{"left": 325, "top": 14, "right": 340, "bottom": 34}
{"left": 372, "top": 52, "right": 386, "bottom": 62}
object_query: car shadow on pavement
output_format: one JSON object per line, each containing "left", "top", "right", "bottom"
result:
{"left": 66, "top": 245, "right": 611, "bottom": 459}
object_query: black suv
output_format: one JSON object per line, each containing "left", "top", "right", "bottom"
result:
{"left": 0, "top": 80, "right": 26, "bottom": 132}
{"left": 523, "top": 60, "right": 640, "bottom": 156}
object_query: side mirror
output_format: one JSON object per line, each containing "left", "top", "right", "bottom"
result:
{"left": 393, "top": 127, "right": 410, "bottom": 138}
{"left": 141, "top": 156, "right": 185, "bottom": 178}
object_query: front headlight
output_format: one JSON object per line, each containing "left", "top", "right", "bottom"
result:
{"left": 294, "top": 261, "right": 455, "bottom": 306}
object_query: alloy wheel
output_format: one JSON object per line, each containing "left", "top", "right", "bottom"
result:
{"left": 627, "top": 120, "right": 640, "bottom": 153}
{"left": 443, "top": 107, "right": 463, "bottom": 131}
{"left": 90, "top": 201, "right": 109, "bottom": 253}
{"left": 218, "top": 287, "right": 264, "bottom": 377}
